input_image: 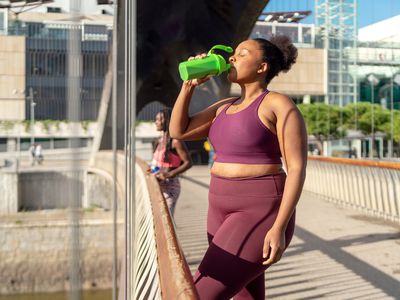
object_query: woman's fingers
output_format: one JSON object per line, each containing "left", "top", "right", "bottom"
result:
{"left": 263, "top": 238, "right": 270, "bottom": 260}
{"left": 185, "top": 54, "right": 210, "bottom": 86}
{"left": 263, "top": 245, "right": 282, "bottom": 266}
{"left": 188, "top": 53, "right": 207, "bottom": 61}
{"left": 196, "top": 75, "right": 211, "bottom": 85}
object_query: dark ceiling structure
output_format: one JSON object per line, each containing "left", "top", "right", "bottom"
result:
{"left": 101, "top": 0, "right": 270, "bottom": 149}
{"left": 135, "top": 0, "right": 270, "bottom": 113}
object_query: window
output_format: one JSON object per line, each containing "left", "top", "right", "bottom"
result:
{"left": 251, "top": 24, "right": 273, "bottom": 40}
{"left": 47, "top": 7, "right": 62, "bottom": 13}
{"left": 275, "top": 26, "right": 298, "bottom": 43}
{"left": 301, "top": 27, "right": 312, "bottom": 44}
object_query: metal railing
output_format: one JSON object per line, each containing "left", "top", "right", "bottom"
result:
{"left": 132, "top": 161, "right": 161, "bottom": 299}
{"left": 91, "top": 151, "right": 198, "bottom": 299}
{"left": 305, "top": 156, "right": 400, "bottom": 223}
{"left": 134, "top": 158, "right": 198, "bottom": 300}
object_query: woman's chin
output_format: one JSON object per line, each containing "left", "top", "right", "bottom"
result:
{"left": 227, "top": 73, "right": 237, "bottom": 83}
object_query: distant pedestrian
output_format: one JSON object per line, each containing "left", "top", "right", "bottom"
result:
{"left": 170, "top": 36, "right": 307, "bottom": 299}
{"left": 34, "top": 143, "right": 43, "bottom": 165}
{"left": 203, "top": 139, "right": 215, "bottom": 168}
{"left": 148, "top": 108, "right": 193, "bottom": 216}
{"left": 350, "top": 147, "right": 357, "bottom": 159}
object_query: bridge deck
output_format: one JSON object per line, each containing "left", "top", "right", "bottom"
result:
{"left": 175, "top": 166, "right": 400, "bottom": 299}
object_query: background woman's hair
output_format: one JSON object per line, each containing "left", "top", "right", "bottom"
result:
{"left": 253, "top": 35, "right": 298, "bottom": 84}
{"left": 155, "top": 107, "right": 173, "bottom": 163}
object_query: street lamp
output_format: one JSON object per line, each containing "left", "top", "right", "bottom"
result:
{"left": 27, "top": 87, "right": 36, "bottom": 146}
{"left": 367, "top": 73, "right": 379, "bottom": 159}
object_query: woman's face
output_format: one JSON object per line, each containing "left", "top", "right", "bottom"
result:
{"left": 227, "top": 39, "right": 266, "bottom": 84}
{"left": 155, "top": 112, "right": 165, "bottom": 131}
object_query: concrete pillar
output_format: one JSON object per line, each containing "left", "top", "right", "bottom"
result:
{"left": 323, "top": 140, "right": 330, "bottom": 156}
{"left": 7, "top": 138, "right": 17, "bottom": 152}
{"left": 0, "top": 171, "right": 19, "bottom": 214}
{"left": 303, "top": 94, "right": 311, "bottom": 104}
{"left": 378, "top": 137, "right": 384, "bottom": 158}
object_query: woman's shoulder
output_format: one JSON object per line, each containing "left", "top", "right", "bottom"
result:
{"left": 265, "top": 91, "right": 296, "bottom": 109}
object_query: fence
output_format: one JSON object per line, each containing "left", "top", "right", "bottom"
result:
{"left": 91, "top": 151, "right": 198, "bottom": 299}
{"left": 305, "top": 156, "right": 400, "bottom": 223}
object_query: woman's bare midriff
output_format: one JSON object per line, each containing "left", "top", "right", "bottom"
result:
{"left": 210, "top": 162, "right": 284, "bottom": 178}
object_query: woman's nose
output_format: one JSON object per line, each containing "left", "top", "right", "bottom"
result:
{"left": 229, "top": 56, "right": 235, "bottom": 63}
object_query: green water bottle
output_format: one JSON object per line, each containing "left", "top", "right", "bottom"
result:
{"left": 179, "top": 44, "right": 233, "bottom": 81}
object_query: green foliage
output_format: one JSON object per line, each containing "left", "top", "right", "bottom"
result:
{"left": 391, "top": 110, "right": 400, "bottom": 142}
{"left": 0, "top": 120, "right": 93, "bottom": 134}
{"left": 298, "top": 103, "right": 346, "bottom": 140}
{"left": 81, "top": 120, "right": 91, "bottom": 132}
{"left": 41, "top": 120, "right": 54, "bottom": 132}
{"left": 0, "top": 120, "right": 16, "bottom": 131}
{"left": 22, "top": 120, "right": 31, "bottom": 132}
{"left": 298, "top": 103, "right": 400, "bottom": 142}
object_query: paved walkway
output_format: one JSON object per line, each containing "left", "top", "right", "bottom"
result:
{"left": 174, "top": 166, "right": 400, "bottom": 300}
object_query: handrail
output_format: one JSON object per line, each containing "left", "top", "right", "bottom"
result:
{"left": 136, "top": 158, "right": 199, "bottom": 300}
{"left": 305, "top": 155, "right": 400, "bottom": 223}
{"left": 309, "top": 155, "right": 400, "bottom": 170}
{"left": 91, "top": 151, "right": 198, "bottom": 299}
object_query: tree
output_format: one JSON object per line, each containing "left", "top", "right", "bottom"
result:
{"left": 298, "top": 103, "right": 343, "bottom": 140}
{"left": 298, "top": 102, "right": 399, "bottom": 154}
{"left": 344, "top": 103, "right": 390, "bottom": 136}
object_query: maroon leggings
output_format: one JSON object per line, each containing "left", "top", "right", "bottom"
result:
{"left": 193, "top": 172, "right": 295, "bottom": 300}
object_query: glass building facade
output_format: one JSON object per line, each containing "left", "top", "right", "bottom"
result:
{"left": 17, "top": 21, "right": 112, "bottom": 120}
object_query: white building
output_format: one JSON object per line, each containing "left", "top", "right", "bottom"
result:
{"left": 358, "top": 15, "right": 400, "bottom": 43}
{"left": 18, "top": 0, "right": 114, "bottom": 15}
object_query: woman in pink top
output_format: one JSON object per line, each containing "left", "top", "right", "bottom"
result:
{"left": 150, "top": 108, "right": 193, "bottom": 216}
{"left": 170, "top": 36, "right": 307, "bottom": 299}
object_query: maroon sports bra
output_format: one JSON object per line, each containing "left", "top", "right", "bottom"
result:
{"left": 208, "top": 89, "right": 282, "bottom": 164}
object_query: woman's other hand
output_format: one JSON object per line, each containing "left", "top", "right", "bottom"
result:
{"left": 262, "top": 226, "right": 286, "bottom": 266}
{"left": 146, "top": 166, "right": 151, "bottom": 174}
{"left": 155, "top": 171, "right": 171, "bottom": 181}
{"left": 184, "top": 54, "right": 212, "bottom": 86}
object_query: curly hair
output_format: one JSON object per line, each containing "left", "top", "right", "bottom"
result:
{"left": 253, "top": 35, "right": 298, "bottom": 84}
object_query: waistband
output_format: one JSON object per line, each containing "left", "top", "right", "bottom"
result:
{"left": 210, "top": 171, "right": 286, "bottom": 181}
{"left": 209, "top": 171, "right": 286, "bottom": 196}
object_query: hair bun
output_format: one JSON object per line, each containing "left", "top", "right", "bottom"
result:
{"left": 269, "top": 35, "right": 298, "bottom": 73}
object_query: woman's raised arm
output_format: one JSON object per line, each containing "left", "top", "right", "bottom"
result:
{"left": 169, "top": 81, "right": 232, "bottom": 141}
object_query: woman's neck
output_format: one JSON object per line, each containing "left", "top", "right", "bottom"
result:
{"left": 239, "top": 83, "right": 267, "bottom": 103}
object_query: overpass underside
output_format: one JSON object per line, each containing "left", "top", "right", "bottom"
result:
{"left": 100, "top": 0, "right": 270, "bottom": 150}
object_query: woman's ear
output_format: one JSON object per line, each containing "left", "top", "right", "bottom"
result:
{"left": 257, "top": 62, "right": 268, "bottom": 74}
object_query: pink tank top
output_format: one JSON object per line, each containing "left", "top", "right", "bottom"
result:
{"left": 208, "top": 90, "right": 282, "bottom": 164}
{"left": 152, "top": 138, "right": 182, "bottom": 168}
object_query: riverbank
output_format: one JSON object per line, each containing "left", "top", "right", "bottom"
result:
{"left": 0, "top": 209, "right": 123, "bottom": 295}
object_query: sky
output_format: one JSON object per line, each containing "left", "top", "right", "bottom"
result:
{"left": 263, "top": 0, "right": 400, "bottom": 28}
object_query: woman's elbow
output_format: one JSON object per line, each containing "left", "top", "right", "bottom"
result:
{"left": 169, "top": 128, "right": 182, "bottom": 139}
{"left": 169, "top": 131, "right": 180, "bottom": 139}
{"left": 182, "top": 160, "right": 193, "bottom": 171}
{"left": 286, "top": 164, "right": 307, "bottom": 177}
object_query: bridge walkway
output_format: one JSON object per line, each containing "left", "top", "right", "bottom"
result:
{"left": 175, "top": 166, "right": 400, "bottom": 299}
